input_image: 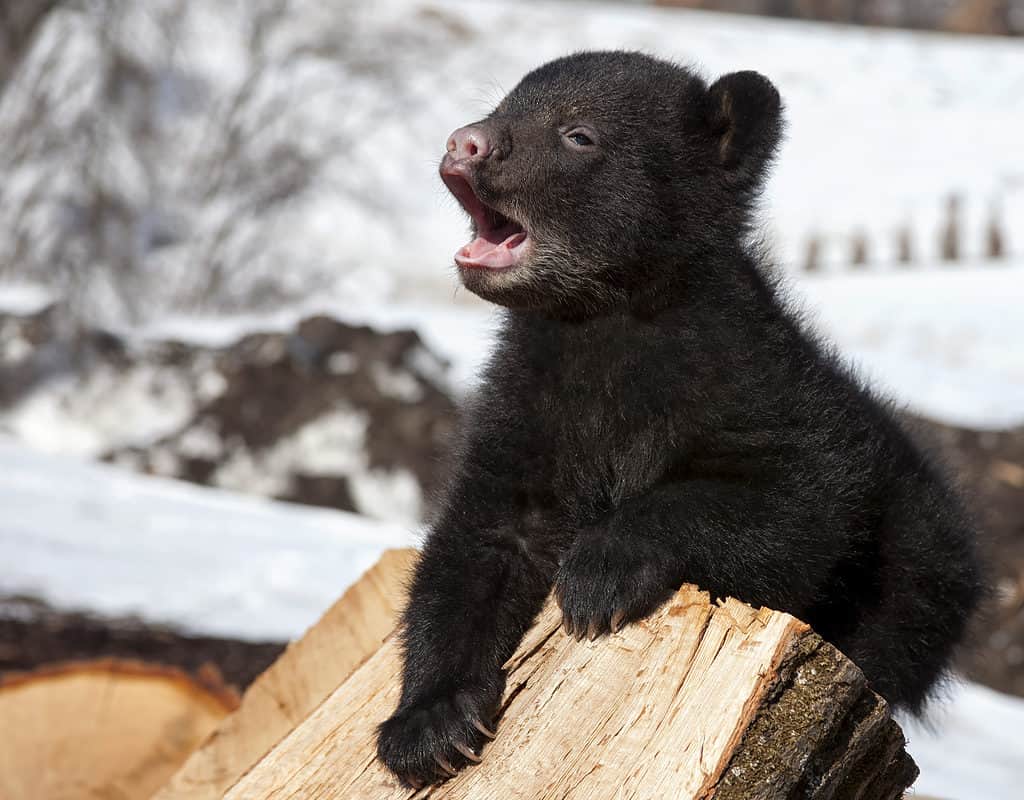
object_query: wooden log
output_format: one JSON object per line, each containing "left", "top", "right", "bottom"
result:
{"left": 155, "top": 547, "right": 418, "bottom": 800}
{"left": 0, "top": 658, "right": 238, "bottom": 800}
{"left": 218, "top": 583, "right": 918, "bottom": 799}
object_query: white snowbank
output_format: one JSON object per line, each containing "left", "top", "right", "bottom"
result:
{"left": 0, "top": 438, "right": 417, "bottom": 641}
{"left": 791, "top": 263, "right": 1024, "bottom": 429}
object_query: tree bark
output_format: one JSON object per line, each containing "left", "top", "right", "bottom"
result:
{"left": 214, "top": 580, "right": 918, "bottom": 800}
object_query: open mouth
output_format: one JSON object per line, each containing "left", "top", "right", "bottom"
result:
{"left": 441, "top": 164, "right": 529, "bottom": 271}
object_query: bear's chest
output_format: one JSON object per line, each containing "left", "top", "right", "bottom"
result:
{"left": 508, "top": 316, "right": 685, "bottom": 511}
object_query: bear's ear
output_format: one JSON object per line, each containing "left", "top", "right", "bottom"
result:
{"left": 706, "top": 71, "right": 783, "bottom": 183}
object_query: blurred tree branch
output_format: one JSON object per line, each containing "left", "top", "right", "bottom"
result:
{"left": 0, "top": 0, "right": 456, "bottom": 322}
{"left": 0, "top": 0, "right": 62, "bottom": 95}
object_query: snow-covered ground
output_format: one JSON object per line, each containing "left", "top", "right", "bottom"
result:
{"left": 900, "top": 682, "right": 1024, "bottom": 799}
{"left": 0, "top": 438, "right": 416, "bottom": 641}
{"left": 0, "top": 437, "right": 1020, "bottom": 797}
{"left": 789, "top": 263, "right": 1024, "bottom": 429}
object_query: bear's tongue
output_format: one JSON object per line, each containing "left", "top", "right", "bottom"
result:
{"left": 455, "top": 224, "right": 528, "bottom": 270}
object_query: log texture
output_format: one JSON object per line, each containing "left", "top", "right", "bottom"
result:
{"left": 155, "top": 547, "right": 418, "bottom": 800}
{"left": 218, "top": 582, "right": 918, "bottom": 800}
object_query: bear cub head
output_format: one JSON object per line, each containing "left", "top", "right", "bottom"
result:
{"left": 440, "top": 51, "right": 783, "bottom": 314}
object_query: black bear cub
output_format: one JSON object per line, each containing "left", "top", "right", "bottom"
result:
{"left": 376, "top": 51, "right": 985, "bottom": 787}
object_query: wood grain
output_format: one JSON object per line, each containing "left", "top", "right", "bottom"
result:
{"left": 155, "top": 547, "right": 418, "bottom": 800}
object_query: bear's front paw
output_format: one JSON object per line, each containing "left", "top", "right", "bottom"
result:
{"left": 554, "top": 531, "right": 676, "bottom": 640}
{"left": 377, "top": 683, "right": 499, "bottom": 788}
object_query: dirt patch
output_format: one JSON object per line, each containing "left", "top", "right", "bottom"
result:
{"left": 1, "top": 305, "right": 459, "bottom": 521}
{"left": 0, "top": 595, "right": 284, "bottom": 691}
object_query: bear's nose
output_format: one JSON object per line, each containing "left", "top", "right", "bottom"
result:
{"left": 447, "top": 125, "right": 492, "bottom": 162}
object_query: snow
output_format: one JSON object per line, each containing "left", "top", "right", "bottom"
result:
{"left": 790, "top": 263, "right": 1024, "bottom": 430}
{"left": 4, "top": 363, "right": 200, "bottom": 457}
{"left": 0, "top": 437, "right": 417, "bottom": 641}
{"left": 0, "top": 284, "right": 53, "bottom": 315}
{"left": 900, "top": 682, "right": 1024, "bottom": 799}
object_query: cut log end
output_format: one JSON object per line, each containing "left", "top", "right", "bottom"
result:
{"left": 0, "top": 658, "right": 238, "bottom": 800}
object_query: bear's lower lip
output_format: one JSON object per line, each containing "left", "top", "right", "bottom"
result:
{"left": 455, "top": 229, "right": 529, "bottom": 270}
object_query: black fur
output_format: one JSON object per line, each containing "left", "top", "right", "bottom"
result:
{"left": 376, "top": 51, "right": 986, "bottom": 787}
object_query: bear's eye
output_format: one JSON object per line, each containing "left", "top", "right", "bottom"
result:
{"left": 563, "top": 127, "right": 597, "bottom": 149}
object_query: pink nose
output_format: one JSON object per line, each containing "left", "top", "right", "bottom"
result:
{"left": 447, "top": 125, "right": 492, "bottom": 161}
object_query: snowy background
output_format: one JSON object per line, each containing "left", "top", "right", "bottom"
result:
{"left": 1, "top": 1, "right": 1023, "bottom": 797}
